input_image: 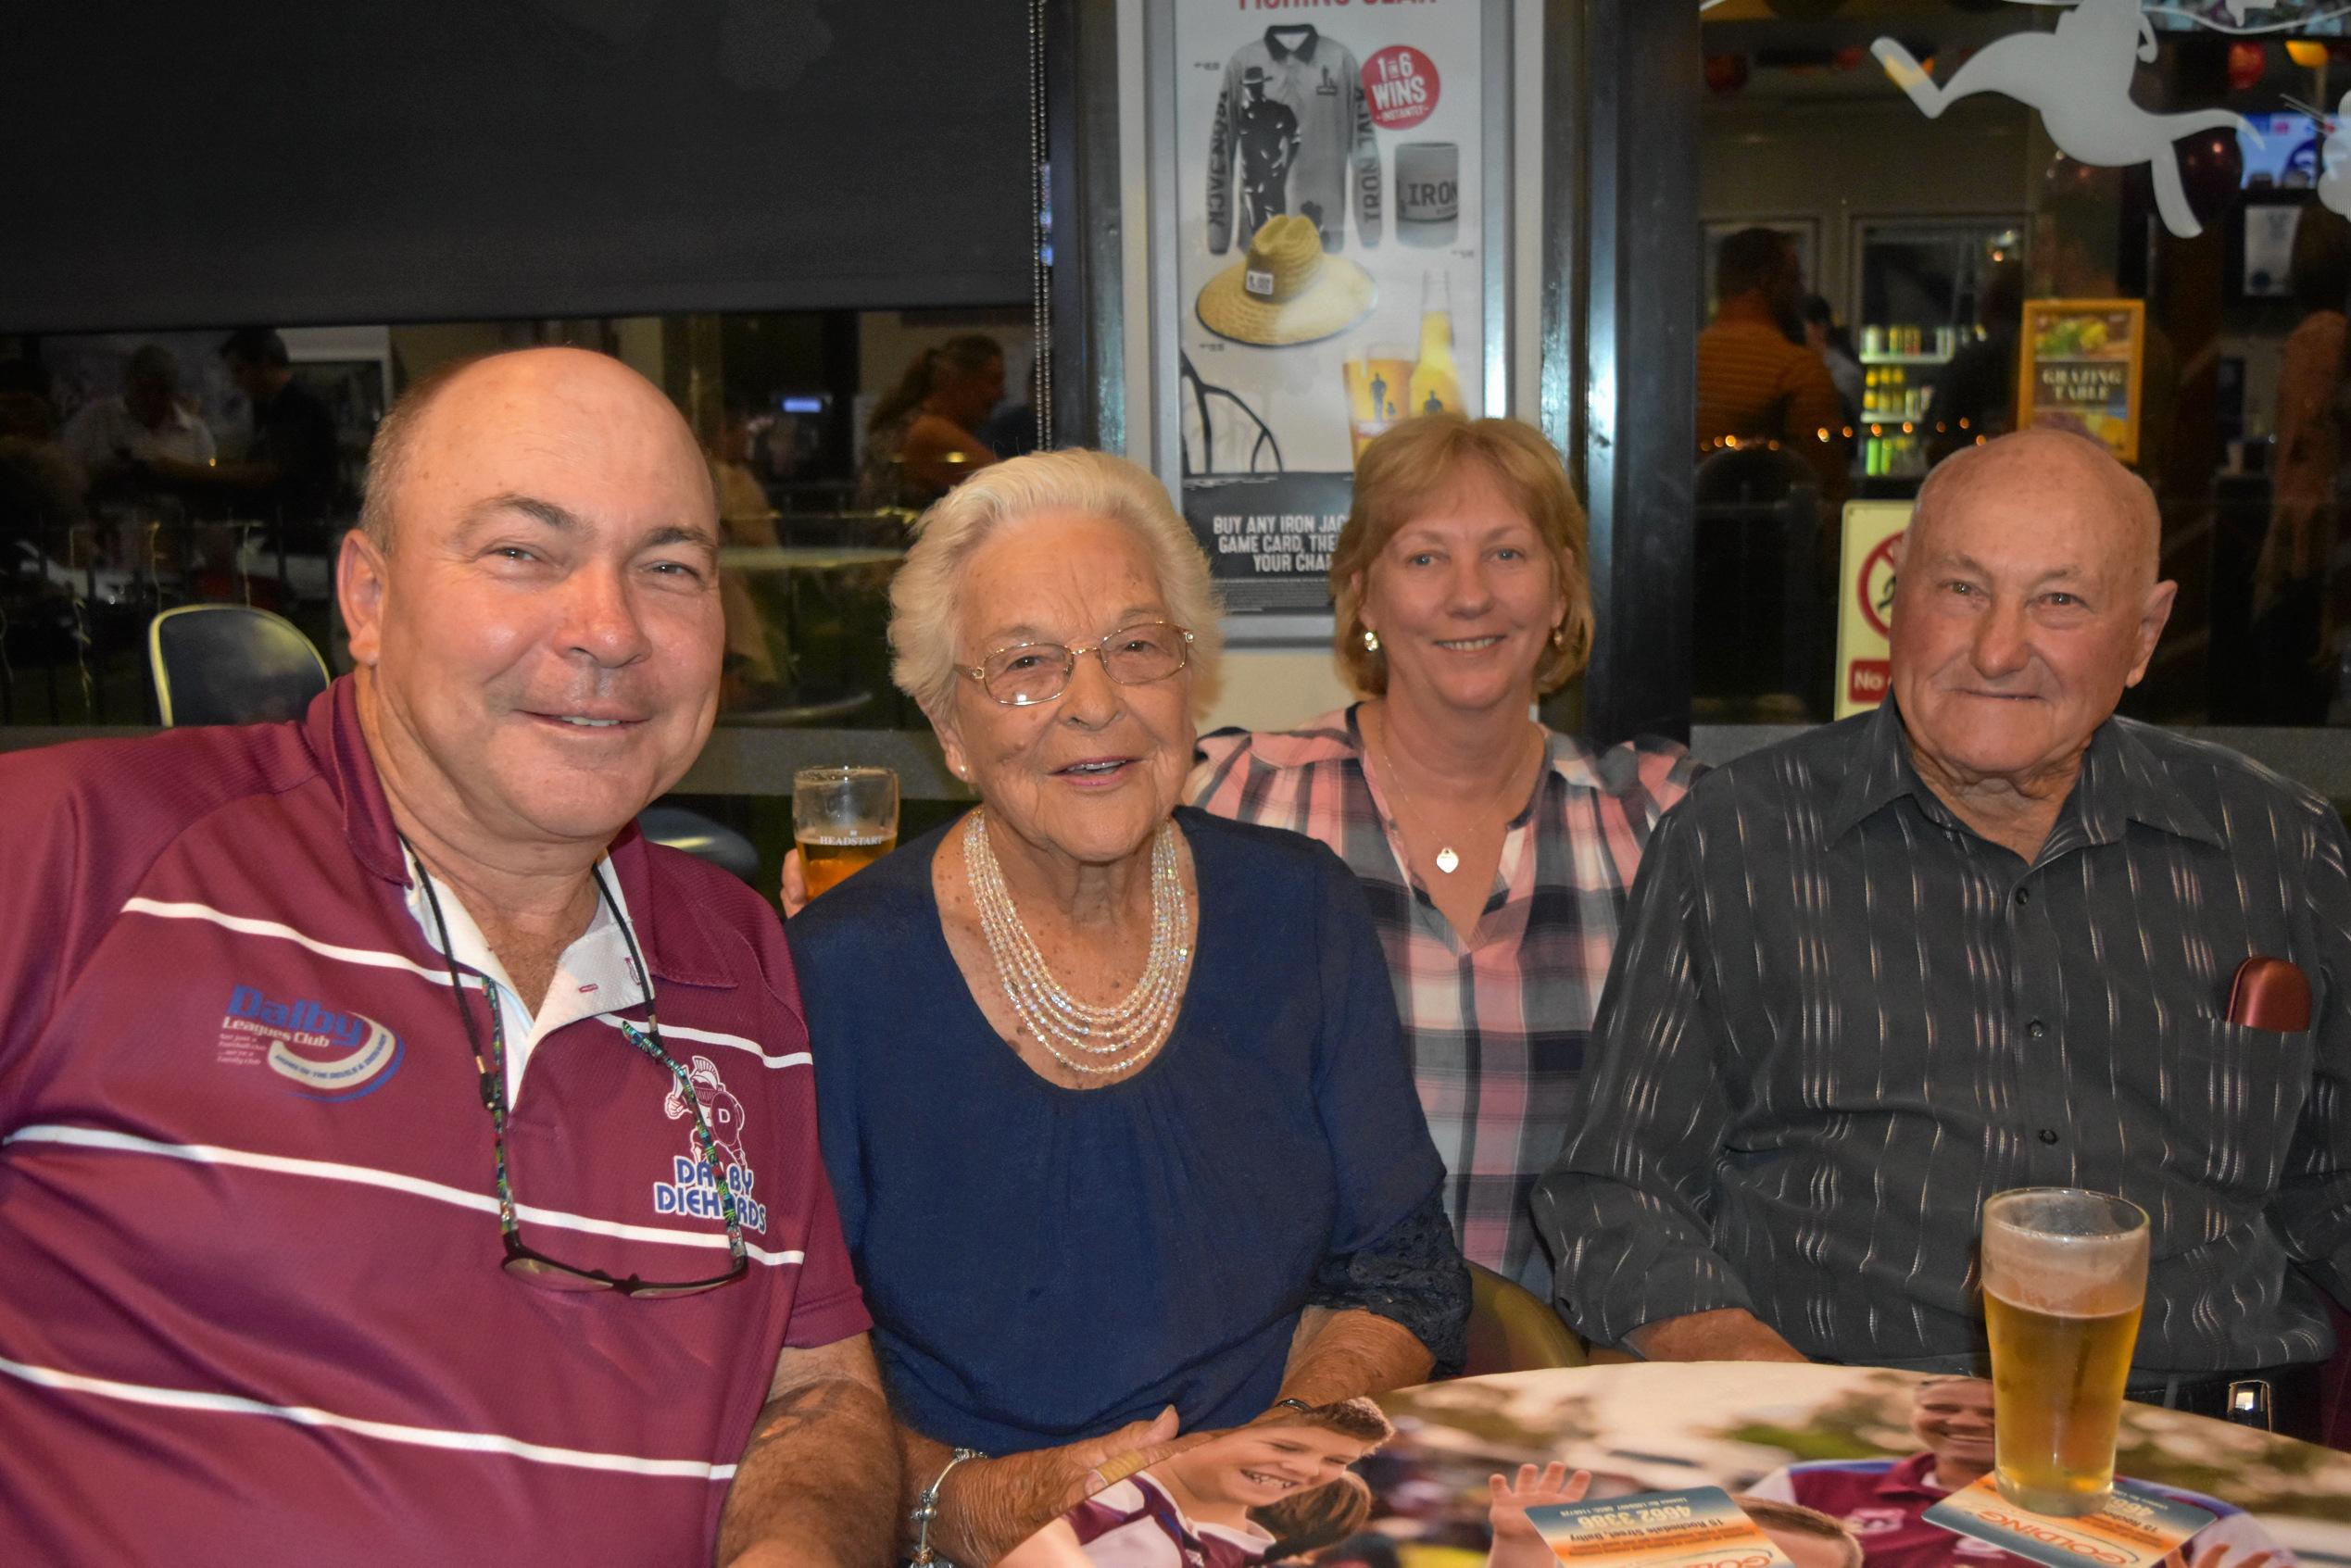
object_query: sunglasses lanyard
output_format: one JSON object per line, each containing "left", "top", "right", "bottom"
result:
{"left": 400, "top": 837, "right": 747, "bottom": 1259}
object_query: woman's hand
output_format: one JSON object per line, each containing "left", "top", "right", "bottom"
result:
{"left": 934, "top": 1409, "right": 1201, "bottom": 1567}
{"left": 1486, "top": 1462, "right": 1591, "bottom": 1568}
{"left": 779, "top": 849, "right": 809, "bottom": 918}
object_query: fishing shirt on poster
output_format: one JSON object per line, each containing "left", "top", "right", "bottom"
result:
{"left": 1208, "top": 26, "right": 1382, "bottom": 254}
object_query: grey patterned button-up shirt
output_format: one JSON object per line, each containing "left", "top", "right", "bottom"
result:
{"left": 1536, "top": 699, "right": 2351, "bottom": 1374}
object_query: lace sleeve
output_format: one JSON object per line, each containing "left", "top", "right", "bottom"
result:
{"left": 1309, "top": 1182, "right": 1471, "bottom": 1377}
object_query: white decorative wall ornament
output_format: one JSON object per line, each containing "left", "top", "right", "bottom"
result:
{"left": 2318, "top": 95, "right": 2351, "bottom": 216}
{"left": 1871, "top": 0, "right": 2257, "bottom": 240}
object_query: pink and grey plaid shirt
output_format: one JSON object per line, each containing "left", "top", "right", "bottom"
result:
{"left": 1190, "top": 706, "right": 1697, "bottom": 1289}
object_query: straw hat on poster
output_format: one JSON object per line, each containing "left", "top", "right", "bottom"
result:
{"left": 1197, "top": 215, "right": 1376, "bottom": 347}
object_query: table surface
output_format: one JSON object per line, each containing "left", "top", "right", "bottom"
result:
{"left": 1010, "top": 1363, "right": 2351, "bottom": 1568}
{"left": 717, "top": 545, "right": 905, "bottom": 571}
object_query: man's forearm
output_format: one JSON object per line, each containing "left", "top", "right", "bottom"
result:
{"left": 1278, "top": 1306, "right": 1434, "bottom": 1407}
{"left": 718, "top": 1352, "right": 900, "bottom": 1568}
{"left": 1625, "top": 1307, "right": 1808, "bottom": 1363}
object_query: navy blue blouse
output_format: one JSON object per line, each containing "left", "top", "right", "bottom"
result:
{"left": 788, "top": 808, "right": 1464, "bottom": 1455}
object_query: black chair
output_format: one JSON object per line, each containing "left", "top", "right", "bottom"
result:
{"left": 148, "top": 604, "right": 330, "bottom": 726}
{"left": 1692, "top": 445, "right": 1831, "bottom": 718}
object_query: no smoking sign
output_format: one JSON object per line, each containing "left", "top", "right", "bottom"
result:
{"left": 1836, "top": 504, "right": 1912, "bottom": 719}
{"left": 1857, "top": 531, "right": 1900, "bottom": 640}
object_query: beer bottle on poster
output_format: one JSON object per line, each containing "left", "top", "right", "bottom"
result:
{"left": 1409, "top": 272, "right": 1463, "bottom": 418}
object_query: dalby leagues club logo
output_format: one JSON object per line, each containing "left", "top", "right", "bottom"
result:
{"left": 218, "top": 984, "right": 404, "bottom": 1100}
{"left": 651, "top": 1054, "right": 768, "bottom": 1233}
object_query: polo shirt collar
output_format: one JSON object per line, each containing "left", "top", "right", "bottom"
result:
{"left": 1825, "top": 696, "right": 2222, "bottom": 851}
{"left": 1876, "top": 1450, "right": 1947, "bottom": 1499}
{"left": 302, "top": 675, "right": 741, "bottom": 991}
{"left": 401, "top": 844, "right": 646, "bottom": 1098}
{"left": 1265, "top": 25, "right": 1320, "bottom": 61}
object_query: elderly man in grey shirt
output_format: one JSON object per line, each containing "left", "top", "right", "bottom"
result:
{"left": 1539, "top": 429, "right": 2351, "bottom": 1441}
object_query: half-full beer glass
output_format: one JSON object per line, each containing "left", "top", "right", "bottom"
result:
{"left": 794, "top": 766, "right": 899, "bottom": 898}
{"left": 1980, "top": 1188, "right": 2149, "bottom": 1517}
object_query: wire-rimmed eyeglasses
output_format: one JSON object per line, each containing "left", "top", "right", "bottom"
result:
{"left": 963, "top": 620, "right": 1195, "bottom": 708}
{"left": 405, "top": 838, "right": 748, "bottom": 1299}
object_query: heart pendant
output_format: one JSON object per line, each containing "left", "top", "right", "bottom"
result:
{"left": 1434, "top": 847, "right": 1461, "bottom": 875}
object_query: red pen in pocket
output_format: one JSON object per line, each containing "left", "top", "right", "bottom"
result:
{"left": 2227, "top": 956, "right": 2313, "bottom": 1032}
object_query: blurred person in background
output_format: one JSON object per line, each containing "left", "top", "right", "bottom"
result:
{"left": 1696, "top": 228, "right": 1848, "bottom": 508}
{"left": 1804, "top": 295, "right": 1865, "bottom": 428}
{"left": 1927, "top": 261, "right": 2027, "bottom": 465}
{"left": 707, "top": 403, "right": 791, "bottom": 709}
{"left": 143, "top": 328, "right": 342, "bottom": 551}
{"left": 59, "top": 344, "right": 216, "bottom": 489}
{"left": 788, "top": 449, "right": 1468, "bottom": 1566}
{"left": 1193, "top": 415, "right": 1697, "bottom": 1296}
{"left": 858, "top": 332, "right": 1005, "bottom": 510}
{"left": 2251, "top": 206, "right": 2351, "bottom": 723}
{"left": 0, "top": 376, "right": 86, "bottom": 551}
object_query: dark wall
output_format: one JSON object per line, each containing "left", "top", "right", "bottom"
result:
{"left": 0, "top": 0, "right": 1029, "bottom": 332}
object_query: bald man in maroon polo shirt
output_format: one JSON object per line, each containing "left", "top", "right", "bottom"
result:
{"left": 0, "top": 349, "right": 897, "bottom": 1565}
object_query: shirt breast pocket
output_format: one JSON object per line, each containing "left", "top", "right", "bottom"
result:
{"left": 2148, "top": 1012, "right": 2315, "bottom": 1198}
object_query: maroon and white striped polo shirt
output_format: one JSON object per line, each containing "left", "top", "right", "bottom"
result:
{"left": 0, "top": 678, "right": 869, "bottom": 1563}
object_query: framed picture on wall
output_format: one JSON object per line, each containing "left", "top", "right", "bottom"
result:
{"left": 1132, "top": 0, "right": 1516, "bottom": 646}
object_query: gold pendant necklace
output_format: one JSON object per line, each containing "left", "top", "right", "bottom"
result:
{"left": 1367, "top": 709, "right": 1540, "bottom": 878}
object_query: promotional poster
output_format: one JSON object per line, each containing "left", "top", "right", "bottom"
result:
{"left": 1004, "top": 1364, "right": 2351, "bottom": 1568}
{"left": 2016, "top": 300, "right": 2146, "bottom": 467}
{"left": 1172, "top": 0, "right": 1488, "bottom": 620}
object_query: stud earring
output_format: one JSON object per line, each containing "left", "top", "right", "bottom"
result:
{"left": 1361, "top": 628, "right": 1381, "bottom": 654}
{"left": 1550, "top": 624, "right": 1567, "bottom": 649}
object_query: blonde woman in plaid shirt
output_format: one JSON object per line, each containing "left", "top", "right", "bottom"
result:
{"left": 1190, "top": 416, "right": 1699, "bottom": 1293}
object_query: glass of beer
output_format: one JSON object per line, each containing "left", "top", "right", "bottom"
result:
{"left": 793, "top": 766, "right": 899, "bottom": 899}
{"left": 1342, "top": 343, "right": 1414, "bottom": 459}
{"left": 1980, "top": 1188, "right": 2149, "bottom": 1517}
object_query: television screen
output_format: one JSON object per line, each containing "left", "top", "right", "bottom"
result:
{"left": 2241, "top": 114, "right": 2325, "bottom": 189}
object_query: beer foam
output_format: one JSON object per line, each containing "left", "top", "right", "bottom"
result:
{"left": 1982, "top": 1217, "right": 2148, "bottom": 1317}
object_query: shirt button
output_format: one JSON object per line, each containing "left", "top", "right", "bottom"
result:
{"left": 2026, "top": 1019, "right": 2047, "bottom": 1039}
{"left": 2014, "top": 887, "right": 2031, "bottom": 907}
{"left": 2038, "top": 1128, "right": 2060, "bottom": 1145}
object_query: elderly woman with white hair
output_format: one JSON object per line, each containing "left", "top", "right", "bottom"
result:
{"left": 786, "top": 449, "right": 1468, "bottom": 1566}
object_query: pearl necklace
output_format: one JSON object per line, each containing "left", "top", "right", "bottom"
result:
{"left": 962, "top": 810, "right": 1192, "bottom": 1076}
{"left": 1367, "top": 709, "right": 1542, "bottom": 877}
